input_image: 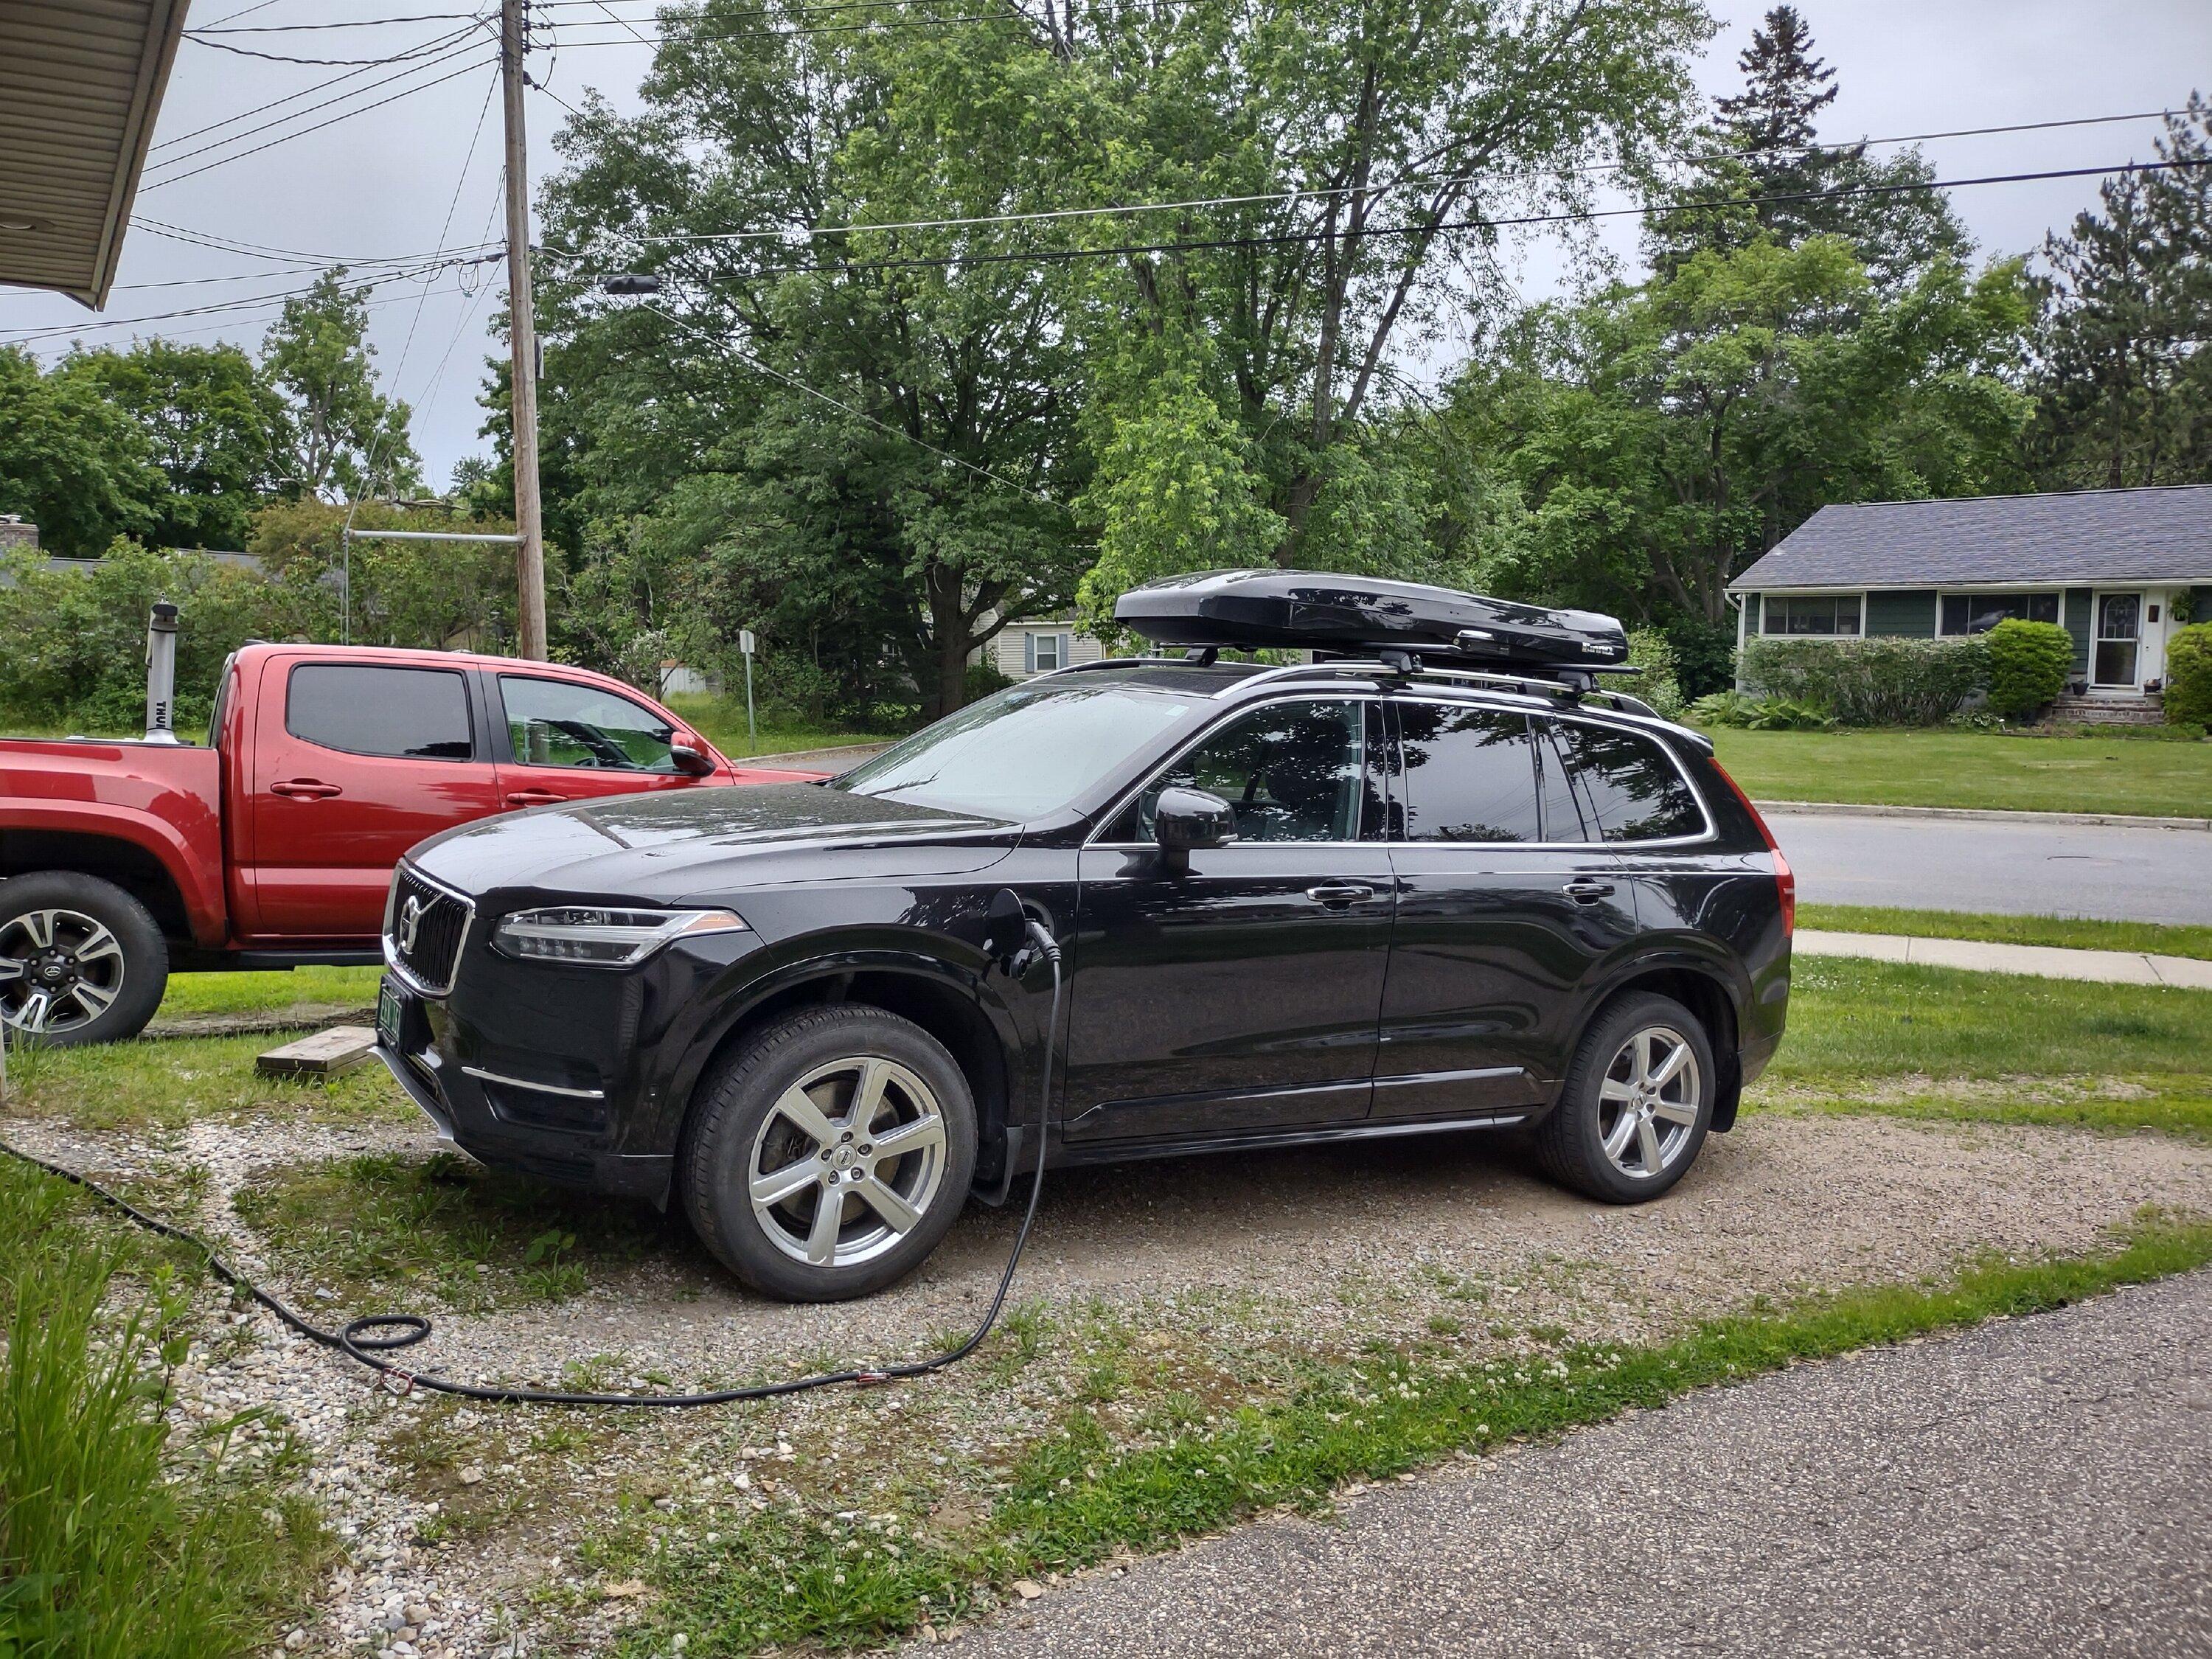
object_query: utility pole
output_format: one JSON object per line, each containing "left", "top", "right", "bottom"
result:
{"left": 501, "top": 0, "right": 548, "bottom": 659}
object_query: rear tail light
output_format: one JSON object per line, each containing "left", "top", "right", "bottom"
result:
{"left": 1711, "top": 761, "right": 1793, "bottom": 936}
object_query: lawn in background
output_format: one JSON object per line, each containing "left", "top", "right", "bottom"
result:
{"left": 1797, "top": 905, "right": 2212, "bottom": 963}
{"left": 667, "top": 692, "right": 899, "bottom": 761}
{"left": 1705, "top": 726, "right": 2212, "bottom": 817}
{"left": 156, "top": 964, "right": 382, "bottom": 1020}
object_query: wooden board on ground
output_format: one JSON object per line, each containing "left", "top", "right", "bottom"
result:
{"left": 257, "top": 1024, "right": 378, "bottom": 1079}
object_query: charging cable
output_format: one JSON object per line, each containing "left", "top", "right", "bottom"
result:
{"left": 0, "top": 921, "right": 1063, "bottom": 1408}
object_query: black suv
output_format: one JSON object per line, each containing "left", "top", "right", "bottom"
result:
{"left": 375, "top": 613, "right": 1792, "bottom": 1302}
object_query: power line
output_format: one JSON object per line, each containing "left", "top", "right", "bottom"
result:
{"left": 138, "top": 217, "right": 500, "bottom": 270}
{"left": 548, "top": 106, "right": 2188, "bottom": 255}
{"left": 0, "top": 257, "right": 500, "bottom": 346}
{"left": 181, "top": 27, "right": 488, "bottom": 66}
{"left": 638, "top": 300, "right": 1060, "bottom": 505}
{"left": 140, "top": 55, "right": 498, "bottom": 192}
{"left": 189, "top": 11, "right": 495, "bottom": 32}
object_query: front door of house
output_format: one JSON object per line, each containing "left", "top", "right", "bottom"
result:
{"left": 2093, "top": 593, "right": 2143, "bottom": 689}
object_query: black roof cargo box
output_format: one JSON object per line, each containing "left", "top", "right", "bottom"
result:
{"left": 1114, "top": 569, "right": 1630, "bottom": 673}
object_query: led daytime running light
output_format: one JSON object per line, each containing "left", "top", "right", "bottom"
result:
{"left": 493, "top": 906, "right": 748, "bottom": 966}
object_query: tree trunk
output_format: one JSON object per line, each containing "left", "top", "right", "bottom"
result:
{"left": 923, "top": 564, "right": 971, "bottom": 723}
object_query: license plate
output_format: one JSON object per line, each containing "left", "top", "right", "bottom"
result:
{"left": 377, "top": 979, "right": 405, "bottom": 1051}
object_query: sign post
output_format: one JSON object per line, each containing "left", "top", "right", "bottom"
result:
{"left": 740, "top": 628, "right": 757, "bottom": 751}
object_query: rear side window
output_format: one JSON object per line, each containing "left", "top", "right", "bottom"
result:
{"left": 1394, "top": 703, "right": 1543, "bottom": 843}
{"left": 285, "top": 664, "right": 474, "bottom": 760}
{"left": 499, "top": 675, "right": 679, "bottom": 772}
{"left": 1550, "top": 720, "right": 1705, "bottom": 843}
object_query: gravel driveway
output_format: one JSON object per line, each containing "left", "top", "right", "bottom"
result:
{"left": 922, "top": 1267, "right": 2212, "bottom": 1659}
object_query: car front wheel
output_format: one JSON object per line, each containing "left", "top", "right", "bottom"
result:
{"left": 680, "top": 1005, "right": 978, "bottom": 1301}
{"left": 1532, "top": 992, "right": 1714, "bottom": 1203}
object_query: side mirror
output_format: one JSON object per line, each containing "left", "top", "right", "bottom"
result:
{"left": 669, "top": 743, "right": 715, "bottom": 777}
{"left": 1153, "top": 786, "right": 1235, "bottom": 873}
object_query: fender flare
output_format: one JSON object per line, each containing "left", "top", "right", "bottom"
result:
{"left": 0, "top": 801, "right": 226, "bottom": 947}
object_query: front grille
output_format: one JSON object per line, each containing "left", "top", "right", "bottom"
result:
{"left": 386, "top": 865, "right": 473, "bottom": 995}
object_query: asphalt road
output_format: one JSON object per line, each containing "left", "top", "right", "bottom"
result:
{"left": 1767, "top": 810, "right": 2212, "bottom": 925}
{"left": 930, "top": 1270, "right": 2212, "bottom": 1659}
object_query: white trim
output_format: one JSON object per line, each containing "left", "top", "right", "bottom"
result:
{"left": 2089, "top": 588, "right": 2147, "bottom": 691}
{"left": 1757, "top": 591, "right": 1865, "bottom": 638}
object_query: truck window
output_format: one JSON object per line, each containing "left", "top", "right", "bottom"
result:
{"left": 285, "top": 665, "right": 475, "bottom": 760}
{"left": 499, "top": 675, "right": 678, "bottom": 772}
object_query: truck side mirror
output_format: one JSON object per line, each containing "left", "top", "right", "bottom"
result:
{"left": 1153, "top": 787, "right": 1236, "bottom": 874}
{"left": 669, "top": 743, "right": 715, "bottom": 777}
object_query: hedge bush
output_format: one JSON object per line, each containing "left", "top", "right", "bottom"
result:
{"left": 2166, "top": 622, "right": 2212, "bottom": 728}
{"left": 1739, "top": 635, "right": 1988, "bottom": 726}
{"left": 1983, "top": 618, "right": 2075, "bottom": 719}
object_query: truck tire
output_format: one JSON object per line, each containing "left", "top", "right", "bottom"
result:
{"left": 0, "top": 872, "right": 170, "bottom": 1047}
{"left": 679, "top": 1005, "right": 978, "bottom": 1302}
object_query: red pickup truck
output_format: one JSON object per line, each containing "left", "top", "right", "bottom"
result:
{"left": 1, "top": 642, "right": 809, "bottom": 1044}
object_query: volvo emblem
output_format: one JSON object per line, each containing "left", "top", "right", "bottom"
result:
{"left": 397, "top": 894, "right": 427, "bottom": 954}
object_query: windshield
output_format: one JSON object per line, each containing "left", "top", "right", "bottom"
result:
{"left": 835, "top": 680, "right": 1202, "bottom": 819}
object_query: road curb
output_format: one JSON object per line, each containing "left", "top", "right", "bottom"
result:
{"left": 1755, "top": 799, "right": 2212, "bottom": 833}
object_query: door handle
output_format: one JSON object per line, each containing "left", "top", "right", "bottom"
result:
{"left": 1563, "top": 880, "right": 1617, "bottom": 905}
{"left": 504, "top": 790, "right": 568, "bottom": 807}
{"left": 269, "top": 779, "right": 342, "bottom": 799}
{"left": 1307, "top": 882, "right": 1376, "bottom": 908}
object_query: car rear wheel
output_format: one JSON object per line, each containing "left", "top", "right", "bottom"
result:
{"left": 1531, "top": 992, "right": 1713, "bottom": 1203}
{"left": 0, "top": 872, "right": 169, "bottom": 1048}
{"left": 680, "top": 1005, "right": 977, "bottom": 1301}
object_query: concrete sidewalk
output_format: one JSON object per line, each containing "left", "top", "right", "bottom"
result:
{"left": 1795, "top": 928, "right": 2212, "bottom": 990}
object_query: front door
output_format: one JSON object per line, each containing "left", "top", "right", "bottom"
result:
{"left": 491, "top": 672, "right": 717, "bottom": 810}
{"left": 1063, "top": 698, "right": 1394, "bottom": 1143}
{"left": 246, "top": 658, "right": 502, "bottom": 938}
{"left": 2094, "top": 592, "right": 2144, "bottom": 689}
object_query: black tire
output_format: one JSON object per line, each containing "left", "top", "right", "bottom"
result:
{"left": 1532, "top": 992, "right": 1714, "bottom": 1204}
{"left": 679, "top": 1005, "right": 978, "bottom": 1301}
{"left": 0, "top": 872, "right": 169, "bottom": 1047}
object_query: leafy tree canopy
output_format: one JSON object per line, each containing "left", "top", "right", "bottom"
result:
{"left": 262, "top": 271, "right": 423, "bottom": 502}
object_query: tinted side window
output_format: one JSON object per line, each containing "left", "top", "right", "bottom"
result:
{"left": 1110, "top": 699, "right": 1377, "bottom": 843}
{"left": 500, "top": 676, "right": 678, "bottom": 772}
{"left": 1394, "top": 703, "right": 1542, "bottom": 843}
{"left": 285, "top": 665, "right": 473, "bottom": 760}
{"left": 1552, "top": 722, "right": 1704, "bottom": 842}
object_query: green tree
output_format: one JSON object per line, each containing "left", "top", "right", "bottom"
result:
{"left": 2028, "top": 96, "right": 2212, "bottom": 488}
{"left": 60, "top": 340, "right": 290, "bottom": 550}
{"left": 1449, "top": 236, "right": 2030, "bottom": 624}
{"left": 1646, "top": 6, "right": 1969, "bottom": 293}
{"left": 0, "top": 347, "right": 161, "bottom": 557}
{"left": 261, "top": 271, "right": 422, "bottom": 502}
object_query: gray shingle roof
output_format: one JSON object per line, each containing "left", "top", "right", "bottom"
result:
{"left": 1728, "top": 484, "right": 2212, "bottom": 592}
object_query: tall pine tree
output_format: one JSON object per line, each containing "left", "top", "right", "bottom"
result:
{"left": 1646, "top": 5, "right": 1967, "bottom": 292}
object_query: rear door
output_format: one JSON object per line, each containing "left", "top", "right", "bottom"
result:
{"left": 246, "top": 658, "right": 502, "bottom": 938}
{"left": 490, "top": 672, "right": 719, "bottom": 810}
{"left": 1374, "top": 698, "right": 1637, "bottom": 1120}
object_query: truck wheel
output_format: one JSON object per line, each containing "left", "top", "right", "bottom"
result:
{"left": 679, "top": 1005, "right": 977, "bottom": 1302}
{"left": 0, "top": 872, "right": 169, "bottom": 1047}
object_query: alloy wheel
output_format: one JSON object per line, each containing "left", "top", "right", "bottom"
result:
{"left": 1596, "top": 1024, "right": 1701, "bottom": 1180}
{"left": 0, "top": 908, "right": 127, "bottom": 1037}
{"left": 747, "top": 1054, "right": 949, "bottom": 1269}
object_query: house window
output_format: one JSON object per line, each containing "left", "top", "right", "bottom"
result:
{"left": 1762, "top": 595, "right": 1862, "bottom": 636}
{"left": 1939, "top": 592, "right": 2061, "bottom": 635}
{"left": 1023, "top": 632, "right": 1069, "bottom": 673}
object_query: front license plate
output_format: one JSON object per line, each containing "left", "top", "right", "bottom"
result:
{"left": 377, "top": 978, "right": 406, "bottom": 1051}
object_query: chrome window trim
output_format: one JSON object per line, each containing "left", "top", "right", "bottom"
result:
{"left": 1082, "top": 692, "right": 1385, "bottom": 851}
{"left": 380, "top": 862, "right": 478, "bottom": 998}
{"left": 459, "top": 1064, "right": 605, "bottom": 1101}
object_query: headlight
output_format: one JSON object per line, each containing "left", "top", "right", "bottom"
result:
{"left": 492, "top": 906, "right": 748, "bottom": 967}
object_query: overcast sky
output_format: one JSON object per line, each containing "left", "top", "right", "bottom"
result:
{"left": 2, "top": 0, "right": 2206, "bottom": 500}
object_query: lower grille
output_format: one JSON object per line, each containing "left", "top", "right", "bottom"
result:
{"left": 386, "top": 865, "right": 473, "bottom": 995}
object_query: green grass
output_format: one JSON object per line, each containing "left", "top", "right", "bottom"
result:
{"left": 155, "top": 964, "right": 383, "bottom": 1022}
{"left": 1705, "top": 726, "right": 2212, "bottom": 816}
{"left": 1797, "top": 905, "right": 2212, "bottom": 962}
{"left": 230, "top": 1150, "right": 698, "bottom": 1311}
{"left": 665, "top": 694, "right": 899, "bottom": 762}
{"left": 0, "top": 1155, "right": 335, "bottom": 1657}
{"left": 1771, "top": 957, "right": 2211, "bottom": 1084}
{"left": 586, "top": 1211, "right": 2212, "bottom": 1656}
{"left": 0, "top": 1031, "right": 411, "bottom": 1133}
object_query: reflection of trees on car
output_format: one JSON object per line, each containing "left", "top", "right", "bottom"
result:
{"left": 1139, "top": 702, "right": 1370, "bottom": 844}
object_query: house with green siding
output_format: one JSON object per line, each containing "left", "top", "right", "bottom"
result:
{"left": 1728, "top": 484, "right": 2212, "bottom": 720}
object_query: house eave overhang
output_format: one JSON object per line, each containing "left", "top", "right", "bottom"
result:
{"left": 0, "top": 0, "right": 192, "bottom": 310}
